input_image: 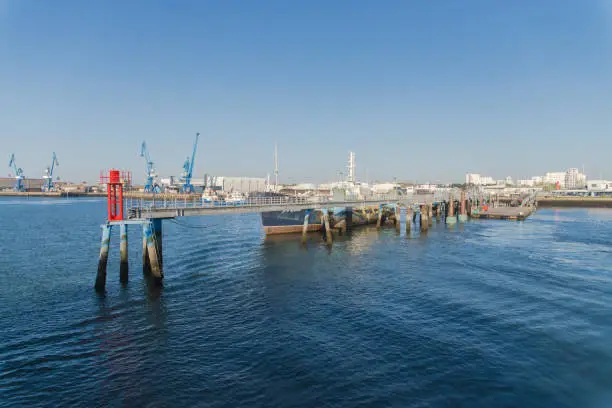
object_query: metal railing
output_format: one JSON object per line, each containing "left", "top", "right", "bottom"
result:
{"left": 128, "top": 193, "right": 400, "bottom": 210}
{"left": 125, "top": 192, "right": 450, "bottom": 219}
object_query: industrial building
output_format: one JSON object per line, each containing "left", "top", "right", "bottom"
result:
{"left": 465, "top": 173, "right": 495, "bottom": 186}
{"left": 208, "top": 176, "right": 267, "bottom": 193}
{"left": 0, "top": 178, "right": 44, "bottom": 191}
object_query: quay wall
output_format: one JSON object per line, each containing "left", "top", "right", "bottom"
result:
{"left": 537, "top": 197, "right": 612, "bottom": 208}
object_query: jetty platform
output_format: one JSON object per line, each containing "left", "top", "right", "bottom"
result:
{"left": 470, "top": 206, "right": 535, "bottom": 221}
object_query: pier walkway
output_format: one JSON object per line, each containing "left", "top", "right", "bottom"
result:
{"left": 123, "top": 193, "right": 439, "bottom": 221}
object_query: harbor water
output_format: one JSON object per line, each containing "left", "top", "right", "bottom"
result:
{"left": 2, "top": 198, "right": 612, "bottom": 407}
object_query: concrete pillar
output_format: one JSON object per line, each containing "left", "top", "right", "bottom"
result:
{"left": 376, "top": 205, "right": 383, "bottom": 229}
{"left": 345, "top": 207, "right": 353, "bottom": 232}
{"left": 144, "top": 219, "right": 163, "bottom": 282}
{"left": 95, "top": 224, "right": 112, "bottom": 291}
{"left": 142, "top": 224, "right": 151, "bottom": 275}
{"left": 447, "top": 196, "right": 457, "bottom": 224}
{"left": 406, "top": 207, "right": 412, "bottom": 234}
{"left": 395, "top": 206, "right": 401, "bottom": 233}
{"left": 120, "top": 223, "right": 129, "bottom": 283}
{"left": 301, "top": 210, "right": 310, "bottom": 245}
{"left": 323, "top": 210, "right": 333, "bottom": 245}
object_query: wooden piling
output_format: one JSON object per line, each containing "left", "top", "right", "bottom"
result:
{"left": 428, "top": 204, "right": 433, "bottom": 226}
{"left": 376, "top": 205, "right": 383, "bottom": 229}
{"left": 406, "top": 207, "right": 412, "bottom": 234}
{"left": 95, "top": 225, "right": 112, "bottom": 291}
{"left": 420, "top": 205, "right": 428, "bottom": 232}
{"left": 346, "top": 207, "right": 353, "bottom": 232}
{"left": 395, "top": 206, "right": 401, "bottom": 233}
{"left": 323, "top": 211, "right": 333, "bottom": 245}
{"left": 447, "top": 196, "right": 457, "bottom": 224}
{"left": 153, "top": 219, "right": 163, "bottom": 272}
{"left": 459, "top": 191, "right": 468, "bottom": 222}
{"left": 301, "top": 210, "right": 310, "bottom": 244}
{"left": 145, "top": 220, "right": 163, "bottom": 282}
{"left": 142, "top": 224, "right": 151, "bottom": 275}
{"left": 120, "top": 223, "right": 128, "bottom": 283}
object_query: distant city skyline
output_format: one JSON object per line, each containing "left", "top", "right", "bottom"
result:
{"left": 2, "top": 1, "right": 612, "bottom": 183}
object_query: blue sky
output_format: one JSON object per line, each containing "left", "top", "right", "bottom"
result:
{"left": 1, "top": 0, "right": 612, "bottom": 184}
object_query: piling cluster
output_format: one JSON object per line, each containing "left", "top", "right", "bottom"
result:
{"left": 94, "top": 184, "right": 535, "bottom": 290}
{"left": 95, "top": 220, "right": 164, "bottom": 292}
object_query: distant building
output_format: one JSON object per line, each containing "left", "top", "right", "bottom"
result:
{"left": 465, "top": 173, "right": 495, "bottom": 186}
{"left": 587, "top": 180, "right": 611, "bottom": 191}
{"left": 565, "top": 168, "right": 586, "bottom": 189}
{"left": 213, "top": 176, "right": 267, "bottom": 193}
{"left": 481, "top": 176, "right": 495, "bottom": 185}
{"left": 372, "top": 183, "right": 399, "bottom": 194}
{"left": 0, "top": 177, "right": 45, "bottom": 191}
{"left": 518, "top": 179, "right": 535, "bottom": 187}
{"left": 543, "top": 172, "right": 566, "bottom": 188}
{"left": 465, "top": 173, "right": 481, "bottom": 185}
{"left": 294, "top": 183, "right": 317, "bottom": 190}
{"left": 505, "top": 176, "right": 514, "bottom": 185}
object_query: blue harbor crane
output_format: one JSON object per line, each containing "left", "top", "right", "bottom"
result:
{"left": 8, "top": 153, "right": 25, "bottom": 192}
{"left": 180, "top": 132, "right": 199, "bottom": 193}
{"left": 140, "top": 141, "right": 161, "bottom": 193}
{"left": 42, "top": 152, "right": 59, "bottom": 192}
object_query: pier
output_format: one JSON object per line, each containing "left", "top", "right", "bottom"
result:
{"left": 94, "top": 170, "right": 538, "bottom": 291}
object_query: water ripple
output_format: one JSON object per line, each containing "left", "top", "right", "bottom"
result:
{"left": 2, "top": 203, "right": 612, "bottom": 407}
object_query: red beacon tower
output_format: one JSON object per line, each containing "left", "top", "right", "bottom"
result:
{"left": 100, "top": 169, "right": 131, "bottom": 221}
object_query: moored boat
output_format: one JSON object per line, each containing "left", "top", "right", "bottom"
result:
{"left": 261, "top": 209, "right": 323, "bottom": 235}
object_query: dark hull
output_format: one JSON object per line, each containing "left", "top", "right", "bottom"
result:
{"left": 261, "top": 207, "right": 382, "bottom": 234}
{"left": 261, "top": 210, "right": 323, "bottom": 235}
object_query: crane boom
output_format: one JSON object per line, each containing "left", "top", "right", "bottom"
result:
{"left": 189, "top": 132, "right": 199, "bottom": 178}
{"left": 139, "top": 141, "right": 160, "bottom": 193}
{"left": 43, "top": 152, "right": 59, "bottom": 192}
{"left": 8, "top": 153, "right": 25, "bottom": 191}
{"left": 8, "top": 154, "right": 16, "bottom": 174}
{"left": 181, "top": 132, "right": 200, "bottom": 193}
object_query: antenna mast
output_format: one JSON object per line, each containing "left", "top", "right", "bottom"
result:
{"left": 274, "top": 143, "right": 279, "bottom": 192}
{"left": 347, "top": 152, "right": 355, "bottom": 183}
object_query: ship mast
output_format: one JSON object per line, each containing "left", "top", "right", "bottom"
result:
{"left": 274, "top": 143, "right": 279, "bottom": 192}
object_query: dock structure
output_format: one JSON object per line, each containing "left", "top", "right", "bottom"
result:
{"left": 93, "top": 171, "right": 538, "bottom": 291}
